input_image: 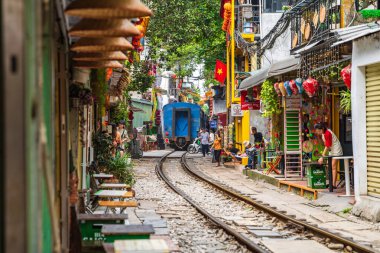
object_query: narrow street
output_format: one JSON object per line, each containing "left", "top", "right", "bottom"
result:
{"left": 2, "top": 0, "right": 380, "bottom": 252}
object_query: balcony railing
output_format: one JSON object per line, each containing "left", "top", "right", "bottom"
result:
{"left": 290, "top": 0, "right": 341, "bottom": 50}
{"left": 236, "top": 3, "right": 261, "bottom": 37}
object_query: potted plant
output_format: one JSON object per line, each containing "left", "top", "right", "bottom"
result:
{"left": 106, "top": 154, "right": 135, "bottom": 186}
{"left": 92, "top": 131, "right": 113, "bottom": 169}
{"left": 340, "top": 89, "right": 351, "bottom": 114}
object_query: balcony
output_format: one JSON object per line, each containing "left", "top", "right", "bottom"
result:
{"left": 290, "top": 0, "right": 341, "bottom": 51}
{"left": 236, "top": 2, "right": 261, "bottom": 39}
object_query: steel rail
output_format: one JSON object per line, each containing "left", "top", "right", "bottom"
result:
{"left": 156, "top": 151, "right": 267, "bottom": 253}
{"left": 181, "top": 154, "right": 374, "bottom": 253}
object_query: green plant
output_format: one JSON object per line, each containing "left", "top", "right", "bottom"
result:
{"left": 91, "top": 69, "right": 108, "bottom": 115}
{"left": 127, "top": 61, "right": 156, "bottom": 93}
{"left": 92, "top": 131, "right": 113, "bottom": 167}
{"left": 111, "top": 101, "right": 130, "bottom": 125}
{"left": 260, "top": 79, "right": 281, "bottom": 118}
{"left": 107, "top": 154, "right": 135, "bottom": 186}
{"left": 342, "top": 207, "right": 352, "bottom": 214}
{"left": 340, "top": 89, "right": 351, "bottom": 114}
{"left": 360, "top": 10, "right": 380, "bottom": 19}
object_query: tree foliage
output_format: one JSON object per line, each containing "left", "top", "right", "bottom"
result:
{"left": 144, "top": 0, "right": 226, "bottom": 80}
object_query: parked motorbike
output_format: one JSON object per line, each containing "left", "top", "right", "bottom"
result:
{"left": 187, "top": 137, "right": 201, "bottom": 154}
{"left": 187, "top": 137, "right": 213, "bottom": 155}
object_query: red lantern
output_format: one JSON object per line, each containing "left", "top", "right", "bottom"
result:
{"left": 340, "top": 64, "right": 351, "bottom": 90}
{"left": 289, "top": 80, "right": 298, "bottom": 95}
{"left": 302, "top": 77, "right": 319, "bottom": 97}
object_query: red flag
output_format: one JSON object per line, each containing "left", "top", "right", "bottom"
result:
{"left": 214, "top": 60, "right": 227, "bottom": 84}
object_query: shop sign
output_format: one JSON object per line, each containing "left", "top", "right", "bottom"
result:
{"left": 241, "top": 90, "right": 260, "bottom": 110}
{"left": 210, "top": 120, "right": 217, "bottom": 129}
{"left": 242, "top": 101, "right": 260, "bottom": 110}
{"left": 231, "top": 104, "right": 243, "bottom": 117}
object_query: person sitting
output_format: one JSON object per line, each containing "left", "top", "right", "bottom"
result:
{"left": 243, "top": 140, "right": 256, "bottom": 169}
{"left": 224, "top": 142, "right": 242, "bottom": 163}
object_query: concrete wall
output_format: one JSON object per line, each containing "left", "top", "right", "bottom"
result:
{"left": 249, "top": 110, "right": 270, "bottom": 144}
{"left": 351, "top": 32, "right": 380, "bottom": 221}
{"left": 261, "top": 13, "right": 291, "bottom": 68}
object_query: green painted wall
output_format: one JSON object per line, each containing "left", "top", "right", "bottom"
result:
{"left": 41, "top": 1, "right": 54, "bottom": 251}
{"left": 25, "top": 0, "right": 54, "bottom": 251}
{"left": 132, "top": 99, "right": 153, "bottom": 128}
{"left": 24, "top": 0, "right": 41, "bottom": 251}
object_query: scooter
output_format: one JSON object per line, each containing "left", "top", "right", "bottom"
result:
{"left": 187, "top": 137, "right": 201, "bottom": 154}
{"left": 187, "top": 138, "right": 213, "bottom": 155}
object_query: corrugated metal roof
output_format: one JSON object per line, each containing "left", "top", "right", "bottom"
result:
{"left": 332, "top": 22, "right": 380, "bottom": 47}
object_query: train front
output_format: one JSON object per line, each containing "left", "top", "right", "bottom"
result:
{"left": 163, "top": 103, "right": 203, "bottom": 150}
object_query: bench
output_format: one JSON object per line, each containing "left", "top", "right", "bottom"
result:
{"left": 99, "top": 201, "right": 138, "bottom": 208}
{"left": 94, "top": 190, "right": 135, "bottom": 199}
{"left": 101, "top": 224, "right": 155, "bottom": 242}
{"left": 99, "top": 183, "right": 131, "bottom": 190}
{"left": 78, "top": 214, "right": 128, "bottom": 252}
{"left": 103, "top": 239, "right": 171, "bottom": 253}
{"left": 278, "top": 180, "right": 318, "bottom": 200}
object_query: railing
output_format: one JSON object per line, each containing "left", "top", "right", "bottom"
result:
{"left": 236, "top": 3, "right": 261, "bottom": 36}
{"left": 290, "top": 0, "right": 341, "bottom": 50}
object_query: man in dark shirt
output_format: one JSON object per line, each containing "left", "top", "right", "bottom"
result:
{"left": 225, "top": 142, "right": 242, "bottom": 162}
{"left": 251, "top": 127, "right": 263, "bottom": 147}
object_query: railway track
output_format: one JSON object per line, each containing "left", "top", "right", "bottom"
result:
{"left": 156, "top": 151, "right": 375, "bottom": 253}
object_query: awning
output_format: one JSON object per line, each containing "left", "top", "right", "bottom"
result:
{"left": 269, "top": 56, "right": 300, "bottom": 76}
{"left": 331, "top": 22, "right": 380, "bottom": 47}
{"left": 238, "top": 67, "right": 269, "bottom": 90}
{"left": 238, "top": 56, "right": 300, "bottom": 90}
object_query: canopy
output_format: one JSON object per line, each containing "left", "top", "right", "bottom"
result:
{"left": 331, "top": 22, "right": 380, "bottom": 47}
{"left": 238, "top": 67, "right": 269, "bottom": 91}
{"left": 238, "top": 56, "right": 300, "bottom": 90}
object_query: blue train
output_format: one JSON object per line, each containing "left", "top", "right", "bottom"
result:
{"left": 163, "top": 102, "right": 207, "bottom": 150}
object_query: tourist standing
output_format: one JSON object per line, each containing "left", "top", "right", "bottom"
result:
{"left": 212, "top": 132, "right": 222, "bottom": 167}
{"left": 200, "top": 128, "right": 210, "bottom": 157}
{"left": 116, "top": 121, "right": 129, "bottom": 157}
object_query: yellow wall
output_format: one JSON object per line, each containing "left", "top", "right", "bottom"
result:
{"left": 228, "top": 1, "right": 255, "bottom": 151}
{"left": 234, "top": 110, "right": 250, "bottom": 151}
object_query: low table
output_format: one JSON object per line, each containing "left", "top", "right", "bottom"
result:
{"left": 93, "top": 174, "right": 114, "bottom": 183}
{"left": 94, "top": 190, "right": 133, "bottom": 199}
